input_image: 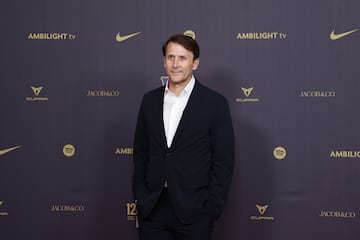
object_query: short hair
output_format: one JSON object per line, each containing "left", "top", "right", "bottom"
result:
{"left": 162, "top": 34, "right": 200, "bottom": 60}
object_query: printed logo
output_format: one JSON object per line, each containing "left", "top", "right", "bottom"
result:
{"left": 26, "top": 86, "right": 48, "bottom": 101}
{"left": 274, "top": 146, "right": 286, "bottom": 160}
{"left": 237, "top": 32, "right": 287, "bottom": 40}
{"left": 86, "top": 90, "right": 120, "bottom": 97}
{"left": 63, "top": 144, "right": 75, "bottom": 157}
{"left": 319, "top": 210, "right": 356, "bottom": 218}
{"left": 251, "top": 204, "right": 274, "bottom": 221}
{"left": 256, "top": 204, "right": 268, "bottom": 215}
{"left": 127, "top": 201, "right": 139, "bottom": 228}
{"left": 330, "top": 150, "right": 360, "bottom": 159}
{"left": 115, "top": 147, "right": 133, "bottom": 155}
{"left": 51, "top": 204, "right": 85, "bottom": 212}
{"left": 330, "top": 29, "right": 358, "bottom": 40}
{"left": 236, "top": 87, "right": 259, "bottom": 102}
{"left": 0, "top": 145, "right": 21, "bottom": 156}
{"left": 28, "top": 33, "right": 76, "bottom": 40}
{"left": 184, "top": 30, "right": 196, "bottom": 39}
{"left": 242, "top": 87, "right": 253, "bottom": 97}
{"left": 0, "top": 201, "right": 9, "bottom": 216}
{"left": 160, "top": 76, "right": 169, "bottom": 86}
{"left": 299, "top": 91, "right": 336, "bottom": 98}
{"left": 116, "top": 32, "right": 141, "bottom": 42}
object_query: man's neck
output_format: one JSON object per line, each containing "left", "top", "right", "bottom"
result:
{"left": 168, "top": 77, "right": 193, "bottom": 96}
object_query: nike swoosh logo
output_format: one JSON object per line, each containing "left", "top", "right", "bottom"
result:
{"left": 330, "top": 29, "right": 358, "bottom": 40}
{"left": 0, "top": 145, "right": 21, "bottom": 156}
{"left": 116, "top": 32, "right": 141, "bottom": 42}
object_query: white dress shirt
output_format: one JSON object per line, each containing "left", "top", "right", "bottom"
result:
{"left": 163, "top": 76, "right": 195, "bottom": 148}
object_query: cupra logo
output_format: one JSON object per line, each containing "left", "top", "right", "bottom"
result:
{"left": 241, "top": 87, "right": 254, "bottom": 97}
{"left": 256, "top": 205, "right": 269, "bottom": 215}
{"left": 330, "top": 29, "right": 358, "bottom": 40}
{"left": 31, "top": 86, "right": 43, "bottom": 96}
{"left": 116, "top": 32, "right": 141, "bottom": 42}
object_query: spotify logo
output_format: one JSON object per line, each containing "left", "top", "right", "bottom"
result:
{"left": 63, "top": 144, "right": 75, "bottom": 157}
{"left": 273, "top": 146, "right": 286, "bottom": 160}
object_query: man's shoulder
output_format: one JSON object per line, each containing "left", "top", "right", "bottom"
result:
{"left": 142, "top": 86, "right": 164, "bottom": 99}
{"left": 196, "top": 81, "right": 228, "bottom": 104}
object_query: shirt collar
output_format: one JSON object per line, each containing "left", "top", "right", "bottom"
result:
{"left": 165, "top": 75, "right": 195, "bottom": 96}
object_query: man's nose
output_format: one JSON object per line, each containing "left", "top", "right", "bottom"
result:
{"left": 172, "top": 58, "right": 179, "bottom": 68}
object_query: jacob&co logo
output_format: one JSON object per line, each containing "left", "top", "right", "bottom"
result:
{"left": 51, "top": 204, "right": 85, "bottom": 212}
{"left": 116, "top": 32, "right": 141, "bottom": 42}
{"left": 26, "top": 86, "right": 48, "bottom": 101}
{"left": 236, "top": 87, "right": 259, "bottom": 102}
{"left": 86, "top": 90, "right": 120, "bottom": 97}
{"left": 319, "top": 210, "right": 356, "bottom": 218}
{"left": 251, "top": 204, "right": 274, "bottom": 221}
{"left": 0, "top": 145, "right": 21, "bottom": 156}
{"left": 0, "top": 201, "right": 9, "bottom": 216}
{"left": 299, "top": 90, "right": 335, "bottom": 98}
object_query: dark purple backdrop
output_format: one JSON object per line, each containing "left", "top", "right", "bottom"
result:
{"left": 1, "top": 0, "right": 360, "bottom": 239}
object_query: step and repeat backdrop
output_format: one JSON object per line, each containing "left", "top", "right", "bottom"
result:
{"left": 1, "top": 0, "right": 360, "bottom": 239}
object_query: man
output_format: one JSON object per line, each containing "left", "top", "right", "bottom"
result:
{"left": 133, "top": 34, "right": 235, "bottom": 240}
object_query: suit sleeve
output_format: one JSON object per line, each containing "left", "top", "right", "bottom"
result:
{"left": 132, "top": 96, "right": 150, "bottom": 204}
{"left": 208, "top": 97, "right": 235, "bottom": 220}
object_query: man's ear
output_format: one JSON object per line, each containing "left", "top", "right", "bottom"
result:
{"left": 192, "top": 58, "right": 200, "bottom": 70}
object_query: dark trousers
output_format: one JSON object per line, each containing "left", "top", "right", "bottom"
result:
{"left": 138, "top": 189, "right": 213, "bottom": 240}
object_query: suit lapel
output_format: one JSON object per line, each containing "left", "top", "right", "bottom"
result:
{"left": 155, "top": 87, "right": 168, "bottom": 148}
{"left": 170, "top": 80, "right": 200, "bottom": 148}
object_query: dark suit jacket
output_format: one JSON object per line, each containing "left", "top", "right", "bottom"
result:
{"left": 132, "top": 79, "right": 235, "bottom": 224}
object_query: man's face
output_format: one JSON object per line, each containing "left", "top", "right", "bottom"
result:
{"left": 163, "top": 42, "right": 199, "bottom": 86}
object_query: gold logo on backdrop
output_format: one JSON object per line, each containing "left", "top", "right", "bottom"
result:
{"left": 116, "top": 32, "right": 141, "bottom": 42}
{"left": 256, "top": 205, "right": 268, "bottom": 215}
{"left": 299, "top": 91, "right": 336, "bottom": 98}
{"left": 31, "top": 86, "right": 43, "bottom": 96}
{"left": 26, "top": 86, "right": 48, "bottom": 101}
{"left": 241, "top": 87, "right": 253, "bottom": 97}
{"left": 127, "top": 202, "right": 139, "bottom": 228}
{"left": 0, "top": 145, "right": 21, "bottom": 156}
{"left": 86, "top": 90, "right": 120, "bottom": 97}
{"left": 236, "top": 87, "right": 259, "bottom": 102}
{"left": 330, "top": 29, "right": 358, "bottom": 40}
{"left": 115, "top": 147, "right": 133, "bottom": 155}
{"left": 28, "top": 33, "right": 76, "bottom": 40}
{"left": 319, "top": 210, "right": 356, "bottom": 218}
{"left": 251, "top": 204, "right": 274, "bottom": 221}
{"left": 51, "top": 205, "right": 85, "bottom": 212}
{"left": 63, "top": 144, "right": 75, "bottom": 157}
{"left": 184, "top": 30, "right": 196, "bottom": 39}
{"left": 237, "top": 32, "right": 287, "bottom": 40}
{"left": 330, "top": 150, "right": 360, "bottom": 159}
{"left": 274, "top": 146, "right": 286, "bottom": 160}
{"left": 0, "top": 201, "right": 9, "bottom": 216}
